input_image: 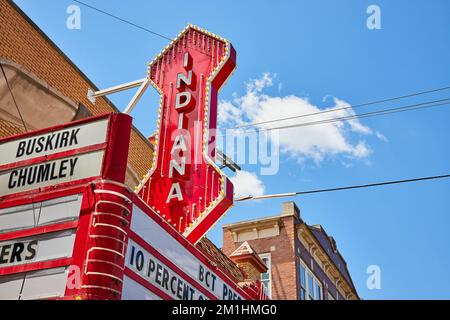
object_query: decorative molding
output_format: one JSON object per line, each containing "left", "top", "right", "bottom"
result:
{"left": 298, "top": 224, "right": 358, "bottom": 300}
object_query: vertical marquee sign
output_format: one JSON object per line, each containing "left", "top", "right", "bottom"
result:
{"left": 136, "top": 25, "right": 236, "bottom": 244}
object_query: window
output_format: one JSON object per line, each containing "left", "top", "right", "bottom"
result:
{"left": 259, "top": 253, "right": 271, "bottom": 298}
{"left": 300, "top": 265, "right": 306, "bottom": 300}
{"left": 299, "top": 261, "right": 323, "bottom": 300}
{"left": 314, "top": 281, "right": 322, "bottom": 300}
{"left": 307, "top": 273, "right": 314, "bottom": 299}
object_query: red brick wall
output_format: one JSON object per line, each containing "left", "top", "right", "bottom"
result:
{"left": 0, "top": 1, "right": 153, "bottom": 182}
{"left": 223, "top": 215, "right": 299, "bottom": 300}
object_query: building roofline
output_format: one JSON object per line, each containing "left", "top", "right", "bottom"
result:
{"left": 306, "top": 224, "right": 358, "bottom": 295}
{"left": 308, "top": 224, "right": 350, "bottom": 270}
{"left": 222, "top": 214, "right": 280, "bottom": 229}
{"left": 299, "top": 223, "right": 359, "bottom": 299}
{"left": 222, "top": 210, "right": 299, "bottom": 230}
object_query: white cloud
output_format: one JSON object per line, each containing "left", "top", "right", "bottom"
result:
{"left": 375, "top": 131, "right": 388, "bottom": 142}
{"left": 219, "top": 73, "right": 384, "bottom": 165}
{"left": 229, "top": 170, "right": 265, "bottom": 198}
{"left": 247, "top": 72, "right": 274, "bottom": 92}
{"left": 331, "top": 98, "right": 372, "bottom": 135}
{"left": 217, "top": 100, "right": 242, "bottom": 125}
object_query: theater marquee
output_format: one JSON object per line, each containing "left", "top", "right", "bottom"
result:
{"left": 136, "top": 25, "right": 237, "bottom": 244}
{"left": 0, "top": 26, "right": 264, "bottom": 301}
{"left": 0, "top": 115, "right": 127, "bottom": 198}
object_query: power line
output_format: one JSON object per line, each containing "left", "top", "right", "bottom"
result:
{"left": 70, "top": 1, "right": 450, "bottom": 136}
{"left": 225, "top": 98, "right": 450, "bottom": 136}
{"left": 72, "top": 0, "right": 172, "bottom": 41}
{"left": 235, "top": 173, "right": 450, "bottom": 201}
{"left": 231, "top": 85, "right": 450, "bottom": 130}
{"left": 0, "top": 64, "right": 28, "bottom": 132}
{"left": 253, "top": 98, "right": 450, "bottom": 133}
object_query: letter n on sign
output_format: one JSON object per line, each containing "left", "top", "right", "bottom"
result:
{"left": 136, "top": 25, "right": 236, "bottom": 244}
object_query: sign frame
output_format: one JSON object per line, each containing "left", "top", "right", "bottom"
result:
{"left": 0, "top": 184, "right": 91, "bottom": 278}
{"left": 0, "top": 113, "right": 132, "bottom": 200}
{"left": 124, "top": 192, "right": 253, "bottom": 300}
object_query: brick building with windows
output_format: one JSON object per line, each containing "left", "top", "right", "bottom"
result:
{"left": 222, "top": 202, "right": 359, "bottom": 300}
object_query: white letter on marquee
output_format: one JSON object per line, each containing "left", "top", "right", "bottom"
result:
{"left": 169, "top": 158, "right": 186, "bottom": 178}
{"left": 177, "top": 70, "right": 192, "bottom": 88}
{"left": 171, "top": 135, "right": 188, "bottom": 154}
{"left": 166, "top": 182, "right": 183, "bottom": 203}
{"left": 176, "top": 92, "right": 192, "bottom": 111}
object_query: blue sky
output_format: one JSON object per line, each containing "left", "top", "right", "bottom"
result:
{"left": 13, "top": 0, "right": 450, "bottom": 299}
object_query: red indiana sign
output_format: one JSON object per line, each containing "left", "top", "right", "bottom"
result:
{"left": 136, "top": 25, "right": 236, "bottom": 244}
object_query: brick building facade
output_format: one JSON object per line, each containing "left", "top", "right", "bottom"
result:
{"left": 0, "top": 0, "right": 153, "bottom": 189}
{"left": 222, "top": 202, "right": 359, "bottom": 300}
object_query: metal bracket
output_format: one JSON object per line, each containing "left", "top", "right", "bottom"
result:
{"left": 86, "top": 78, "right": 150, "bottom": 114}
{"left": 216, "top": 149, "right": 241, "bottom": 172}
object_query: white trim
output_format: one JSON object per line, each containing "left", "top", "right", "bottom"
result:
{"left": 259, "top": 253, "right": 272, "bottom": 298}
{"left": 300, "top": 259, "right": 322, "bottom": 300}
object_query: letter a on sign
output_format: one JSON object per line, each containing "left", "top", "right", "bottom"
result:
{"left": 136, "top": 25, "right": 236, "bottom": 244}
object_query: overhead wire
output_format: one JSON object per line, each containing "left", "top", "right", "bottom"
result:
{"left": 223, "top": 98, "right": 450, "bottom": 136}
{"left": 0, "top": 64, "right": 28, "bottom": 132}
{"left": 230, "top": 85, "right": 450, "bottom": 130}
{"left": 235, "top": 173, "right": 450, "bottom": 201}
{"left": 72, "top": 0, "right": 172, "bottom": 41}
